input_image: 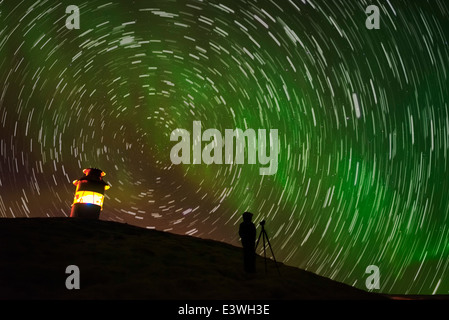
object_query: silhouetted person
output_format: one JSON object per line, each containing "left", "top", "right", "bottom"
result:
{"left": 239, "top": 211, "right": 256, "bottom": 273}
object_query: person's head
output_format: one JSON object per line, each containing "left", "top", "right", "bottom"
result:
{"left": 242, "top": 211, "right": 253, "bottom": 222}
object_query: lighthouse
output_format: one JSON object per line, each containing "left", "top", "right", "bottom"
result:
{"left": 70, "top": 168, "right": 110, "bottom": 219}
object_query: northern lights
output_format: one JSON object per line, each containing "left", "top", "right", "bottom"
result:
{"left": 1, "top": 0, "right": 449, "bottom": 295}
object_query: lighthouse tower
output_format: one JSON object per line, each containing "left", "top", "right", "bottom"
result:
{"left": 70, "top": 168, "right": 110, "bottom": 219}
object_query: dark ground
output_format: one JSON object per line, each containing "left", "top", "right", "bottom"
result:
{"left": 0, "top": 217, "right": 413, "bottom": 300}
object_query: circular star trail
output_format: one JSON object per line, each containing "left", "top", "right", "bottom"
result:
{"left": 1, "top": 0, "right": 449, "bottom": 295}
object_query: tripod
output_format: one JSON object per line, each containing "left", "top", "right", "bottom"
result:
{"left": 255, "top": 220, "right": 280, "bottom": 275}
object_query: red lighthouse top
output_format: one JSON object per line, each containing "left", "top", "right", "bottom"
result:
{"left": 73, "top": 168, "right": 110, "bottom": 190}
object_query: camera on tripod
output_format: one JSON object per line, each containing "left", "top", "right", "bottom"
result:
{"left": 255, "top": 219, "right": 280, "bottom": 275}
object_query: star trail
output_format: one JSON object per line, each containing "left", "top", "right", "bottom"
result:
{"left": 1, "top": 0, "right": 449, "bottom": 295}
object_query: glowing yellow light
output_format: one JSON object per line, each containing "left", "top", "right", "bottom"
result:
{"left": 73, "top": 191, "right": 105, "bottom": 209}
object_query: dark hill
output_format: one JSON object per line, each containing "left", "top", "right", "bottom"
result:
{"left": 0, "top": 218, "right": 385, "bottom": 300}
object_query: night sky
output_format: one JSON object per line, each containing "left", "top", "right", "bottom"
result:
{"left": 1, "top": 0, "right": 449, "bottom": 295}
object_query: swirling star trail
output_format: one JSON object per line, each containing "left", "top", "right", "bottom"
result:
{"left": 1, "top": 0, "right": 448, "bottom": 295}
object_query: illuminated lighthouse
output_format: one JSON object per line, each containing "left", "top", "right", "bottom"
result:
{"left": 70, "top": 168, "right": 110, "bottom": 219}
